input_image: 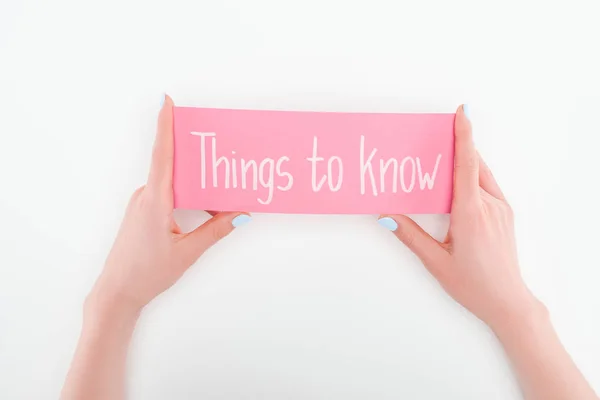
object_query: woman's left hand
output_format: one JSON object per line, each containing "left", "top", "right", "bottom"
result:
{"left": 90, "top": 94, "right": 251, "bottom": 313}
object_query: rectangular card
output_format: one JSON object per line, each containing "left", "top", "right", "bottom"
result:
{"left": 173, "top": 107, "right": 454, "bottom": 214}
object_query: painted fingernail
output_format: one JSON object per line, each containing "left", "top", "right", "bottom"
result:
{"left": 377, "top": 217, "right": 398, "bottom": 231}
{"left": 463, "top": 104, "right": 470, "bottom": 120}
{"left": 232, "top": 214, "right": 252, "bottom": 228}
{"left": 160, "top": 93, "right": 166, "bottom": 107}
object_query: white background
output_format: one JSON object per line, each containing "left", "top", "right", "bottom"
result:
{"left": 1, "top": 0, "right": 599, "bottom": 399}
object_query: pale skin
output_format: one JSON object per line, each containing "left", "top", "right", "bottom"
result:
{"left": 61, "top": 98, "right": 598, "bottom": 400}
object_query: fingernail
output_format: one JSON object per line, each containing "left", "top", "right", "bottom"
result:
{"left": 160, "top": 93, "right": 166, "bottom": 107}
{"left": 232, "top": 214, "right": 252, "bottom": 228}
{"left": 377, "top": 217, "right": 398, "bottom": 231}
{"left": 463, "top": 104, "right": 470, "bottom": 120}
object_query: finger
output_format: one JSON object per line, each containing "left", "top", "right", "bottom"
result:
{"left": 147, "top": 94, "right": 175, "bottom": 193}
{"left": 478, "top": 152, "right": 505, "bottom": 200}
{"left": 206, "top": 210, "right": 219, "bottom": 217}
{"left": 378, "top": 215, "right": 447, "bottom": 266}
{"left": 453, "top": 104, "right": 479, "bottom": 203}
{"left": 180, "top": 212, "right": 252, "bottom": 261}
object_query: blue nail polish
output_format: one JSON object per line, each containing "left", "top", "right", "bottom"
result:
{"left": 463, "top": 104, "right": 470, "bottom": 120}
{"left": 232, "top": 214, "right": 252, "bottom": 228}
{"left": 160, "top": 93, "right": 165, "bottom": 107}
{"left": 378, "top": 217, "right": 398, "bottom": 231}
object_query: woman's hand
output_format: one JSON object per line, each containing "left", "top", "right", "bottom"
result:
{"left": 90, "top": 95, "right": 251, "bottom": 313}
{"left": 378, "top": 106, "right": 599, "bottom": 400}
{"left": 378, "top": 105, "right": 542, "bottom": 328}
{"left": 63, "top": 95, "right": 251, "bottom": 400}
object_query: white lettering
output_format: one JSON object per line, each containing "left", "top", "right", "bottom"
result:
{"left": 276, "top": 156, "right": 293, "bottom": 191}
{"left": 306, "top": 136, "right": 326, "bottom": 192}
{"left": 258, "top": 159, "right": 275, "bottom": 205}
{"left": 231, "top": 151, "right": 238, "bottom": 188}
{"left": 241, "top": 159, "right": 258, "bottom": 190}
{"left": 417, "top": 154, "right": 442, "bottom": 190}
{"left": 327, "top": 156, "right": 343, "bottom": 191}
{"left": 211, "top": 137, "right": 230, "bottom": 188}
{"left": 379, "top": 158, "right": 398, "bottom": 193}
{"left": 360, "top": 135, "right": 378, "bottom": 196}
{"left": 190, "top": 132, "right": 216, "bottom": 189}
{"left": 400, "top": 157, "right": 416, "bottom": 193}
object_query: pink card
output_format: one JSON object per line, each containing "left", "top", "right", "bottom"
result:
{"left": 173, "top": 107, "right": 455, "bottom": 214}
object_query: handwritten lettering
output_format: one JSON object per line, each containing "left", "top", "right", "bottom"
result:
{"left": 190, "top": 132, "right": 443, "bottom": 206}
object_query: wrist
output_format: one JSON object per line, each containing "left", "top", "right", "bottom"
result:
{"left": 486, "top": 291, "right": 549, "bottom": 339}
{"left": 83, "top": 279, "right": 142, "bottom": 330}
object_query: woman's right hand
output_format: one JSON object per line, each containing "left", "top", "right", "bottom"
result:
{"left": 377, "top": 105, "right": 544, "bottom": 328}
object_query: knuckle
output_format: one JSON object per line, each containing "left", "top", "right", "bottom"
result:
{"left": 456, "top": 155, "right": 478, "bottom": 171}
{"left": 127, "top": 185, "right": 146, "bottom": 206}
{"left": 481, "top": 166, "right": 492, "bottom": 180}
{"left": 211, "top": 224, "right": 230, "bottom": 243}
{"left": 131, "top": 185, "right": 145, "bottom": 199}
{"left": 399, "top": 231, "right": 416, "bottom": 249}
{"left": 456, "top": 198, "right": 481, "bottom": 216}
{"left": 502, "top": 202, "right": 514, "bottom": 219}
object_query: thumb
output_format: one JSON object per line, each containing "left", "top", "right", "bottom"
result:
{"left": 378, "top": 215, "right": 446, "bottom": 265}
{"left": 180, "top": 212, "right": 252, "bottom": 260}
